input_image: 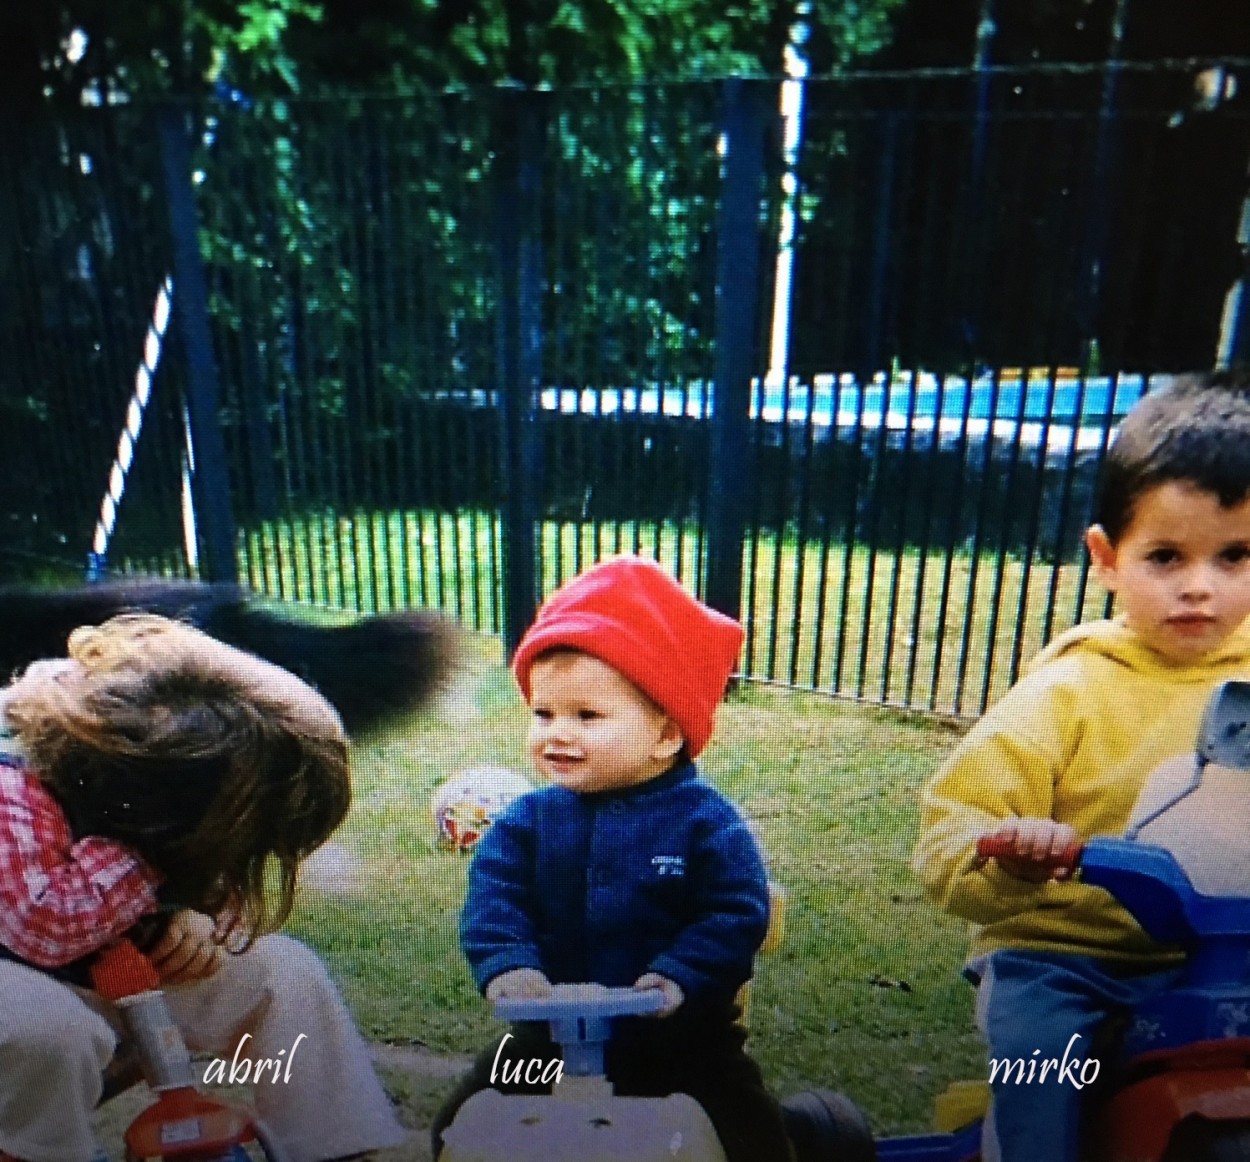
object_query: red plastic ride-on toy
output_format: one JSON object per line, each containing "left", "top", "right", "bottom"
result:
{"left": 872, "top": 679, "right": 1250, "bottom": 1162}
{"left": 91, "top": 939, "right": 286, "bottom": 1162}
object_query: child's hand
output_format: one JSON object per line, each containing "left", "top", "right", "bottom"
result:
{"left": 485, "top": 967, "right": 553, "bottom": 1002}
{"left": 977, "top": 819, "right": 1079, "bottom": 882}
{"left": 633, "top": 972, "right": 684, "bottom": 1017}
{"left": 148, "top": 909, "right": 225, "bottom": 984}
{"left": 212, "top": 902, "right": 251, "bottom": 953}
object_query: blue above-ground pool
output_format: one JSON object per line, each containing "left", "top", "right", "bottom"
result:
{"left": 534, "top": 370, "right": 1160, "bottom": 457}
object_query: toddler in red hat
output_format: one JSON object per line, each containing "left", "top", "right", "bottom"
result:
{"left": 432, "top": 556, "right": 794, "bottom": 1161}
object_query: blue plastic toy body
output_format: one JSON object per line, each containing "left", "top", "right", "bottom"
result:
{"left": 1081, "top": 838, "right": 1250, "bottom": 1057}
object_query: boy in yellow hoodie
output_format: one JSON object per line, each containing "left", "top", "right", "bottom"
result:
{"left": 913, "top": 369, "right": 1250, "bottom": 1162}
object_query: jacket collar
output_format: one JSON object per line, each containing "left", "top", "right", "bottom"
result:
{"left": 588, "top": 758, "right": 696, "bottom": 803}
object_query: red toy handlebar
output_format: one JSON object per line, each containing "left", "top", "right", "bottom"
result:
{"left": 976, "top": 834, "right": 1084, "bottom": 871}
{"left": 88, "top": 938, "right": 278, "bottom": 1162}
{"left": 90, "top": 937, "right": 160, "bottom": 1000}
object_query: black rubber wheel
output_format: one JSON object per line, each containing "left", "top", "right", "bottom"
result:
{"left": 1162, "top": 1118, "right": 1250, "bottom": 1162}
{"left": 780, "top": 1088, "right": 877, "bottom": 1162}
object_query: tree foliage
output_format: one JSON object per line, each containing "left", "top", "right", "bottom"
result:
{"left": 868, "top": 0, "right": 1250, "bottom": 70}
{"left": 0, "top": 1, "right": 318, "bottom": 109}
{"left": 0, "top": 0, "right": 904, "bottom": 107}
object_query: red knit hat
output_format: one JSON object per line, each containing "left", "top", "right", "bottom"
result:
{"left": 512, "top": 557, "right": 744, "bottom": 758}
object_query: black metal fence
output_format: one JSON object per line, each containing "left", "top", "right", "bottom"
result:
{"left": 2, "top": 63, "right": 1247, "bottom": 717}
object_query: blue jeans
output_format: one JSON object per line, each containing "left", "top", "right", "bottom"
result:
{"left": 969, "top": 950, "right": 1180, "bottom": 1162}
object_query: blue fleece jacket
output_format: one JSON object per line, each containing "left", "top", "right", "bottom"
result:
{"left": 460, "top": 761, "right": 770, "bottom": 1007}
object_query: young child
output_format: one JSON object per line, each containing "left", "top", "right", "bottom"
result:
{"left": 0, "top": 614, "right": 407, "bottom": 1162}
{"left": 912, "top": 369, "right": 1250, "bottom": 1162}
{"left": 431, "top": 556, "right": 793, "bottom": 1161}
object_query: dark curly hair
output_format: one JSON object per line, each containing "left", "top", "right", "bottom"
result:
{"left": 1095, "top": 367, "right": 1250, "bottom": 544}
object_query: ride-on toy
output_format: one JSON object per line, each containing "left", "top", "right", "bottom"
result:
{"left": 438, "top": 984, "right": 726, "bottom": 1162}
{"left": 91, "top": 938, "right": 285, "bottom": 1162}
{"left": 438, "top": 983, "right": 874, "bottom": 1162}
{"left": 875, "top": 679, "right": 1250, "bottom": 1162}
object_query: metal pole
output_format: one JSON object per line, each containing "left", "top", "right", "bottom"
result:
{"left": 494, "top": 89, "right": 544, "bottom": 652}
{"left": 159, "top": 106, "right": 238, "bottom": 582}
{"left": 1078, "top": 0, "right": 1131, "bottom": 371}
{"left": 1216, "top": 151, "right": 1250, "bottom": 370}
{"left": 705, "top": 80, "right": 771, "bottom": 620}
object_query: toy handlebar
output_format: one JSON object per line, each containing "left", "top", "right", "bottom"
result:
{"left": 976, "top": 834, "right": 1084, "bottom": 872}
{"left": 90, "top": 937, "right": 160, "bottom": 999}
{"left": 88, "top": 938, "right": 287, "bottom": 1162}
{"left": 493, "top": 985, "right": 667, "bottom": 1079}
{"left": 494, "top": 984, "right": 666, "bottom": 1024}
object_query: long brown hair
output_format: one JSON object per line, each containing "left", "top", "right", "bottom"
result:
{"left": 4, "top": 614, "right": 351, "bottom": 941}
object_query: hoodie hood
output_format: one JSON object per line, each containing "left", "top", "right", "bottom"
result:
{"left": 1027, "top": 615, "right": 1250, "bottom": 682}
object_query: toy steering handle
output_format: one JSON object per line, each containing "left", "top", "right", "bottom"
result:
{"left": 976, "top": 834, "right": 1084, "bottom": 872}
{"left": 494, "top": 985, "right": 666, "bottom": 1078}
{"left": 495, "top": 984, "right": 666, "bottom": 1023}
{"left": 91, "top": 937, "right": 161, "bottom": 1000}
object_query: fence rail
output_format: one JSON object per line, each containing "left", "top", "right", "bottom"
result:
{"left": 2, "top": 63, "right": 1247, "bottom": 717}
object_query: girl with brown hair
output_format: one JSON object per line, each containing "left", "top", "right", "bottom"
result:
{"left": 0, "top": 615, "right": 406, "bottom": 1162}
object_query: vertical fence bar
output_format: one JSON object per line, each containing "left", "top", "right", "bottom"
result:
{"left": 904, "top": 371, "right": 948, "bottom": 705}
{"left": 495, "top": 88, "right": 544, "bottom": 651}
{"left": 788, "top": 380, "right": 819, "bottom": 687}
{"left": 740, "top": 373, "right": 766, "bottom": 675}
{"left": 764, "top": 374, "right": 793, "bottom": 679}
{"left": 705, "top": 79, "right": 771, "bottom": 619}
{"left": 330, "top": 113, "right": 370, "bottom": 613}
{"left": 3, "top": 120, "right": 99, "bottom": 567}
{"left": 853, "top": 109, "right": 902, "bottom": 698}
{"left": 809, "top": 376, "right": 845, "bottom": 688}
{"left": 1007, "top": 371, "right": 1061, "bottom": 683}
{"left": 928, "top": 372, "right": 977, "bottom": 712}
{"left": 1076, "top": 0, "right": 1130, "bottom": 372}
{"left": 349, "top": 106, "right": 389, "bottom": 612}
{"left": 1039, "top": 375, "right": 1090, "bottom": 647}
{"left": 950, "top": 370, "right": 1003, "bottom": 715}
{"left": 158, "top": 106, "right": 237, "bottom": 583}
{"left": 976, "top": 373, "right": 1031, "bottom": 713}
{"left": 833, "top": 377, "right": 867, "bottom": 695}
{"left": 880, "top": 373, "right": 920, "bottom": 702}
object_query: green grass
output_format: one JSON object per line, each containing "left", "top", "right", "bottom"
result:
{"left": 284, "top": 633, "right": 984, "bottom": 1140}
{"left": 107, "top": 509, "right": 1108, "bottom": 1142}
{"left": 229, "top": 506, "right": 1112, "bottom": 720}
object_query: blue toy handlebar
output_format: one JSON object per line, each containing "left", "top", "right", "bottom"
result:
{"left": 494, "top": 985, "right": 666, "bottom": 1024}
{"left": 493, "top": 985, "right": 667, "bottom": 1078}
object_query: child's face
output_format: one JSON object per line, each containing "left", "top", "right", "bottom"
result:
{"left": 1086, "top": 480, "right": 1250, "bottom": 664}
{"left": 526, "top": 651, "right": 683, "bottom": 794}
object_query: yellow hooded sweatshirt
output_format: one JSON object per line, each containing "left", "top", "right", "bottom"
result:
{"left": 913, "top": 615, "right": 1250, "bottom": 968}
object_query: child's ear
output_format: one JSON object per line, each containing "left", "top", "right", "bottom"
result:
{"left": 1085, "top": 525, "right": 1119, "bottom": 590}
{"left": 653, "top": 718, "right": 684, "bottom": 762}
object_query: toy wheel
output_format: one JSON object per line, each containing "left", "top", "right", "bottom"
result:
{"left": 780, "top": 1089, "right": 876, "bottom": 1162}
{"left": 1163, "top": 1118, "right": 1250, "bottom": 1162}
